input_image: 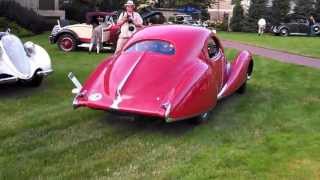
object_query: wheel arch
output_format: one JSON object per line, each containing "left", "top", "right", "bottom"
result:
{"left": 54, "top": 29, "right": 79, "bottom": 44}
{"left": 247, "top": 59, "right": 254, "bottom": 77}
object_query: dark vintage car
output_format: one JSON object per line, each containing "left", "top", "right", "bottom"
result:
{"left": 271, "top": 14, "right": 320, "bottom": 36}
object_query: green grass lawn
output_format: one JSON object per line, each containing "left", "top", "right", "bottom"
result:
{"left": 0, "top": 33, "right": 320, "bottom": 179}
{"left": 219, "top": 31, "right": 320, "bottom": 59}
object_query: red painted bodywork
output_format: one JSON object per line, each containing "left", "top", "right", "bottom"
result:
{"left": 73, "top": 25, "right": 253, "bottom": 122}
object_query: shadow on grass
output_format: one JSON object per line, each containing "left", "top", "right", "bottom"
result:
{"left": 97, "top": 113, "right": 195, "bottom": 137}
{"left": 0, "top": 83, "right": 49, "bottom": 99}
{"left": 94, "top": 92, "right": 247, "bottom": 137}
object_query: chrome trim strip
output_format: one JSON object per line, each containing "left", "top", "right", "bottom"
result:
{"left": 290, "top": 33, "right": 308, "bottom": 35}
{"left": 217, "top": 84, "right": 228, "bottom": 100}
{"left": 111, "top": 53, "right": 144, "bottom": 109}
{"left": 37, "top": 69, "right": 53, "bottom": 76}
{"left": 164, "top": 103, "right": 171, "bottom": 118}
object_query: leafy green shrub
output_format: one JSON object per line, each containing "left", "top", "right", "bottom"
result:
{"left": 208, "top": 15, "right": 228, "bottom": 31}
{"left": 62, "top": 0, "right": 95, "bottom": 22}
{"left": 242, "top": 0, "right": 267, "bottom": 32}
{"left": 0, "top": 17, "right": 33, "bottom": 37}
{"left": 0, "top": 1, "right": 54, "bottom": 34}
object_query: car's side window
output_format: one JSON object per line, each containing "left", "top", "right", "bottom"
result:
{"left": 297, "top": 18, "right": 307, "bottom": 24}
{"left": 207, "top": 38, "right": 220, "bottom": 59}
{"left": 290, "top": 18, "right": 298, "bottom": 23}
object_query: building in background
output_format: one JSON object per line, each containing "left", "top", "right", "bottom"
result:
{"left": 1, "top": 0, "right": 65, "bottom": 19}
{"left": 208, "top": 0, "right": 250, "bottom": 21}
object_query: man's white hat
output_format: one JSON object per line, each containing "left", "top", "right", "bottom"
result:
{"left": 125, "top": 0, "right": 135, "bottom": 6}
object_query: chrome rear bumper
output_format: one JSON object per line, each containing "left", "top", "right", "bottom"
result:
{"left": 0, "top": 70, "right": 53, "bottom": 84}
{"left": 37, "top": 69, "right": 54, "bottom": 76}
{"left": 0, "top": 76, "right": 18, "bottom": 84}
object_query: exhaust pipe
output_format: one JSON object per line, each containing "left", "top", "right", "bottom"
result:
{"left": 68, "top": 72, "right": 83, "bottom": 94}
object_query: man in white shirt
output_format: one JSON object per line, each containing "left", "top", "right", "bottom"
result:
{"left": 116, "top": 0, "right": 143, "bottom": 53}
{"left": 258, "top": 18, "right": 267, "bottom": 36}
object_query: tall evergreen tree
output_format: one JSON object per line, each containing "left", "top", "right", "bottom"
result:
{"left": 294, "top": 0, "right": 315, "bottom": 16}
{"left": 230, "top": 0, "right": 245, "bottom": 32}
{"left": 243, "top": 0, "right": 267, "bottom": 32}
{"left": 271, "top": 0, "right": 290, "bottom": 24}
{"left": 315, "top": 0, "right": 320, "bottom": 21}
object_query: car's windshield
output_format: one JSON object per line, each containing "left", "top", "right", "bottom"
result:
{"left": 125, "top": 40, "right": 175, "bottom": 55}
{"left": 2, "top": 35, "right": 30, "bottom": 75}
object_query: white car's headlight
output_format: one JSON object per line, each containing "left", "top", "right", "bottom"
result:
{"left": 24, "top": 41, "right": 35, "bottom": 57}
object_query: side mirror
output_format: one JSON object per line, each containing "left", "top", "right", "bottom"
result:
{"left": 24, "top": 41, "right": 35, "bottom": 57}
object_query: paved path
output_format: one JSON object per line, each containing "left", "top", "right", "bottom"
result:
{"left": 222, "top": 40, "right": 320, "bottom": 69}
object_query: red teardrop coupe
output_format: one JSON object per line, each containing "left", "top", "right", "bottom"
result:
{"left": 70, "top": 25, "right": 254, "bottom": 123}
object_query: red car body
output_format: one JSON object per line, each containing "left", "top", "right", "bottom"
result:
{"left": 71, "top": 25, "right": 253, "bottom": 122}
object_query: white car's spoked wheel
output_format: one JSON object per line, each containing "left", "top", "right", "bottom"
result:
{"left": 58, "top": 34, "right": 76, "bottom": 52}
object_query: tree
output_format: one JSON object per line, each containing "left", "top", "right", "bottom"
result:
{"left": 242, "top": 0, "right": 267, "bottom": 32}
{"left": 230, "top": 0, "right": 245, "bottom": 32}
{"left": 314, "top": 0, "right": 320, "bottom": 21}
{"left": 271, "top": 0, "right": 290, "bottom": 24}
{"left": 294, "top": 0, "right": 315, "bottom": 16}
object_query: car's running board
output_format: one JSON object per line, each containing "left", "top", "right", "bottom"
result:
{"left": 0, "top": 76, "right": 18, "bottom": 84}
{"left": 77, "top": 43, "right": 113, "bottom": 50}
{"left": 37, "top": 69, "right": 54, "bottom": 76}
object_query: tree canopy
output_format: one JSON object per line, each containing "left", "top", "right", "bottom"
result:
{"left": 230, "top": 0, "right": 245, "bottom": 32}
{"left": 271, "top": 0, "right": 291, "bottom": 24}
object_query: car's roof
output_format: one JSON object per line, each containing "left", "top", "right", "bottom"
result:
{"left": 286, "top": 14, "right": 306, "bottom": 19}
{"left": 124, "top": 25, "right": 212, "bottom": 57}
{"left": 175, "top": 14, "right": 192, "bottom": 17}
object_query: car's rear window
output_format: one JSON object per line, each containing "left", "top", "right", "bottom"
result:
{"left": 125, "top": 40, "right": 175, "bottom": 55}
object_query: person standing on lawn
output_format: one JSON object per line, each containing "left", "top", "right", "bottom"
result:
{"left": 309, "top": 15, "right": 316, "bottom": 35}
{"left": 258, "top": 18, "right": 267, "bottom": 36}
{"left": 115, "top": 0, "right": 143, "bottom": 53}
{"left": 89, "top": 16, "right": 112, "bottom": 54}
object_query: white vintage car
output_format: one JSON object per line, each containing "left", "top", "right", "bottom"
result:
{"left": 0, "top": 30, "right": 53, "bottom": 87}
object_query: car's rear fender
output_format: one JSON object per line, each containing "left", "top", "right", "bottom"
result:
{"left": 218, "top": 50, "right": 253, "bottom": 99}
{"left": 165, "top": 61, "right": 219, "bottom": 122}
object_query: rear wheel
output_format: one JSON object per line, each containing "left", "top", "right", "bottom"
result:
{"left": 237, "top": 61, "right": 253, "bottom": 94}
{"left": 57, "top": 34, "right": 76, "bottom": 52}
{"left": 236, "top": 80, "right": 247, "bottom": 94}
{"left": 313, "top": 26, "right": 320, "bottom": 34}
{"left": 28, "top": 73, "right": 43, "bottom": 87}
{"left": 19, "top": 70, "right": 43, "bottom": 87}
{"left": 280, "top": 28, "right": 289, "bottom": 36}
{"left": 189, "top": 111, "right": 211, "bottom": 125}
